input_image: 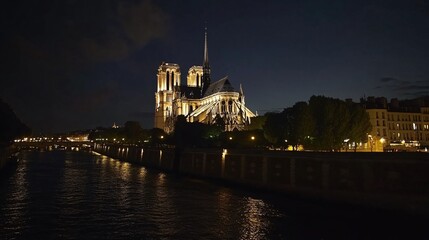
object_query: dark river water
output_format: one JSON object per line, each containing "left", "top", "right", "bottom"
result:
{"left": 1, "top": 150, "right": 428, "bottom": 239}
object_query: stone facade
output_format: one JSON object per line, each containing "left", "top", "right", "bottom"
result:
{"left": 362, "top": 97, "right": 429, "bottom": 151}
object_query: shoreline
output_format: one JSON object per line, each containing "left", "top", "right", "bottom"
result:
{"left": 92, "top": 143, "right": 429, "bottom": 216}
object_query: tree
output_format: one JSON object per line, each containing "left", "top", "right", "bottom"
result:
{"left": 263, "top": 112, "right": 288, "bottom": 146}
{"left": 149, "top": 128, "right": 167, "bottom": 147}
{"left": 174, "top": 115, "right": 187, "bottom": 148}
{"left": 308, "top": 96, "right": 371, "bottom": 151}
{"left": 124, "top": 121, "right": 143, "bottom": 143}
{"left": 309, "top": 96, "right": 335, "bottom": 150}
{"left": 173, "top": 115, "right": 220, "bottom": 148}
{"left": 0, "top": 98, "right": 31, "bottom": 145}
{"left": 289, "top": 102, "right": 314, "bottom": 150}
{"left": 309, "top": 96, "right": 348, "bottom": 151}
{"left": 245, "top": 116, "right": 267, "bottom": 130}
{"left": 346, "top": 102, "right": 372, "bottom": 151}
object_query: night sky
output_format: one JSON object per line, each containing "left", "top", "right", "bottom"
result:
{"left": 1, "top": 0, "right": 429, "bottom": 133}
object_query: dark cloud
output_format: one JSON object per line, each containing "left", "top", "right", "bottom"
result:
{"left": 75, "top": 1, "right": 169, "bottom": 64}
{"left": 0, "top": 0, "right": 169, "bottom": 132}
{"left": 5, "top": 0, "right": 168, "bottom": 68}
{"left": 416, "top": 0, "right": 429, "bottom": 15}
{"left": 119, "top": 1, "right": 168, "bottom": 47}
{"left": 380, "top": 77, "right": 398, "bottom": 83}
{"left": 394, "top": 84, "right": 429, "bottom": 91}
{"left": 405, "top": 91, "right": 429, "bottom": 97}
{"left": 376, "top": 76, "right": 429, "bottom": 98}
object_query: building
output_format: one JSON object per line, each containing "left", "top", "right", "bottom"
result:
{"left": 154, "top": 29, "right": 256, "bottom": 133}
{"left": 362, "top": 96, "right": 429, "bottom": 151}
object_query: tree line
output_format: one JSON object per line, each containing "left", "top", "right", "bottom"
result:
{"left": 263, "top": 96, "right": 372, "bottom": 151}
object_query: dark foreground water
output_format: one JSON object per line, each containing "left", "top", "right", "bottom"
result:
{"left": 1, "top": 150, "right": 428, "bottom": 239}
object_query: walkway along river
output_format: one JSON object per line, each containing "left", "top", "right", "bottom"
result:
{"left": 1, "top": 149, "right": 428, "bottom": 239}
{"left": 94, "top": 143, "right": 429, "bottom": 216}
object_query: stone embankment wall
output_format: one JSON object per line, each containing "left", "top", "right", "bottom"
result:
{"left": 93, "top": 143, "right": 429, "bottom": 215}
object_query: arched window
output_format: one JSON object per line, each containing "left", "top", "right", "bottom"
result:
{"left": 166, "top": 71, "right": 170, "bottom": 90}
{"left": 196, "top": 73, "right": 200, "bottom": 86}
{"left": 221, "top": 101, "right": 226, "bottom": 112}
{"left": 171, "top": 71, "right": 175, "bottom": 86}
{"left": 228, "top": 100, "right": 233, "bottom": 112}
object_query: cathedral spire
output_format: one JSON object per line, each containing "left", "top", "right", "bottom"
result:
{"left": 201, "top": 26, "right": 211, "bottom": 95}
{"left": 204, "top": 27, "right": 209, "bottom": 68}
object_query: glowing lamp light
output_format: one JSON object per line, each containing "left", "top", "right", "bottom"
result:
{"left": 380, "top": 138, "right": 385, "bottom": 144}
{"left": 160, "top": 135, "right": 164, "bottom": 139}
{"left": 251, "top": 136, "right": 255, "bottom": 140}
{"left": 229, "top": 137, "right": 233, "bottom": 140}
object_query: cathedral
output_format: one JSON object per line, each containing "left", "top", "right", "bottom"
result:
{"left": 154, "top": 30, "right": 256, "bottom": 133}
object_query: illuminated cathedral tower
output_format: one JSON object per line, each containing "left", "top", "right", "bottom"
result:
{"left": 201, "top": 28, "right": 211, "bottom": 95}
{"left": 154, "top": 63, "right": 181, "bottom": 132}
{"left": 154, "top": 29, "right": 255, "bottom": 132}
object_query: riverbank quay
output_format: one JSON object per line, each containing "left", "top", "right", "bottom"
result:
{"left": 93, "top": 143, "right": 429, "bottom": 216}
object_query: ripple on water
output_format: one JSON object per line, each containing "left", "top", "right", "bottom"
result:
{"left": 1, "top": 150, "right": 427, "bottom": 239}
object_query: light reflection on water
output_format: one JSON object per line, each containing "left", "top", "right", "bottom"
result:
{"left": 3, "top": 158, "right": 29, "bottom": 237}
{"left": 0, "top": 150, "right": 427, "bottom": 239}
{"left": 240, "top": 197, "right": 271, "bottom": 240}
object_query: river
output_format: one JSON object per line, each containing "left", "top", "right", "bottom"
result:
{"left": 0, "top": 150, "right": 427, "bottom": 239}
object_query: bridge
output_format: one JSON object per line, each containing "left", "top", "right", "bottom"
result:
{"left": 14, "top": 140, "right": 93, "bottom": 151}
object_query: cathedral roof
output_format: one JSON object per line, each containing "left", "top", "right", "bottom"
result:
{"left": 204, "top": 77, "right": 235, "bottom": 97}
{"left": 175, "top": 86, "right": 202, "bottom": 99}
